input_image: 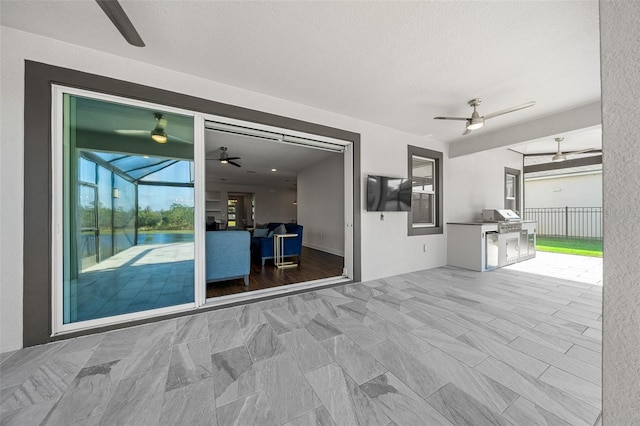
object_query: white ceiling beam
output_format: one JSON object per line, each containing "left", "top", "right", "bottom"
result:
{"left": 448, "top": 101, "right": 601, "bottom": 158}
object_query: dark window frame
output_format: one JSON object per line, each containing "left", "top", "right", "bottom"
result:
{"left": 504, "top": 167, "right": 521, "bottom": 215}
{"left": 407, "top": 145, "right": 443, "bottom": 236}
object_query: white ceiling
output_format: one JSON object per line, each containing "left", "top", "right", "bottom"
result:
{"left": 1, "top": 0, "right": 601, "bottom": 148}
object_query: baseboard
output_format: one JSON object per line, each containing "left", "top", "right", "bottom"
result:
{"left": 303, "top": 243, "right": 344, "bottom": 257}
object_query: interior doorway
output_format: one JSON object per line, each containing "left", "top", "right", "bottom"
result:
{"left": 203, "top": 117, "right": 352, "bottom": 301}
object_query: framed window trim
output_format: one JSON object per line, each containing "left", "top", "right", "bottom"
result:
{"left": 504, "top": 167, "right": 521, "bottom": 215}
{"left": 408, "top": 145, "right": 443, "bottom": 235}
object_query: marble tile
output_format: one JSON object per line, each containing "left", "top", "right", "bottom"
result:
{"left": 0, "top": 351, "right": 16, "bottom": 365}
{"left": 304, "top": 298, "right": 341, "bottom": 320}
{"left": 210, "top": 345, "right": 256, "bottom": 407}
{"left": 165, "top": 338, "right": 212, "bottom": 392}
{"left": 366, "top": 340, "right": 447, "bottom": 399}
{"left": 426, "top": 382, "right": 510, "bottom": 426}
{"left": 420, "top": 348, "right": 518, "bottom": 414}
{"left": 583, "top": 326, "right": 602, "bottom": 339}
{"left": 321, "top": 335, "right": 387, "bottom": 385}
{"left": 255, "top": 353, "right": 321, "bottom": 424}
{"left": 457, "top": 332, "right": 549, "bottom": 378}
{"left": 360, "top": 372, "right": 453, "bottom": 426}
{"left": 406, "top": 292, "right": 497, "bottom": 323}
{"left": 208, "top": 318, "right": 244, "bottom": 355}
{"left": 305, "top": 313, "right": 343, "bottom": 341}
{"left": 263, "top": 308, "right": 312, "bottom": 335}
{"left": 122, "top": 331, "right": 173, "bottom": 378}
{"left": 280, "top": 328, "right": 333, "bottom": 373}
{"left": 56, "top": 334, "right": 106, "bottom": 357}
{"left": 489, "top": 318, "right": 572, "bottom": 353}
{"left": 509, "top": 337, "right": 600, "bottom": 384}
{"left": 305, "top": 363, "right": 390, "bottom": 426}
{"left": 42, "top": 358, "right": 129, "bottom": 425}
{"left": 1, "top": 349, "right": 93, "bottom": 413}
{"left": 216, "top": 391, "right": 277, "bottom": 426}
{"left": 283, "top": 405, "right": 336, "bottom": 426}
{"left": 314, "top": 288, "right": 353, "bottom": 306}
{"left": 85, "top": 326, "right": 142, "bottom": 368}
{"left": 206, "top": 306, "right": 241, "bottom": 324}
{"left": 444, "top": 314, "right": 517, "bottom": 345}
{"left": 98, "top": 367, "right": 168, "bottom": 426}
{"left": 368, "top": 320, "right": 433, "bottom": 357}
{"left": 475, "top": 357, "right": 600, "bottom": 425}
{"left": 539, "top": 366, "right": 601, "bottom": 409}
{"left": 533, "top": 322, "right": 601, "bottom": 353}
{"left": 159, "top": 377, "right": 217, "bottom": 426}
{"left": 502, "top": 396, "right": 572, "bottom": 426}
{"left": 406, "top": 309, "right": 467, "bottom": 337}
{"left": 411, "top": 327, "right": 487, "bottom": 367}
{"left": 329, "top": 315, "right": 385, "bottom": 348}
{"left": 1, "top": 400, "right": 57, "bottom": 426}
{"left": 554, "top": 310, "right": 602, "bottom": 330}
{"left": 511, "top": 306, "right": 588, "bottom": 334}
{"left": 236, "top": 303, "right": 267, "bottom": 329}
{"left": 364, "top": 299, "right": 424, "bottom": 330}
{"left": 173, "top": 314, "right": 208, "bottom": 345}
{"left": 335, "top": 301, "right": 384, "bottom": 326}
{"left": 566, "top": 344, "right": 601, "bottom": 366}
{"left": 243, "top": 323, "right": 286, "bottom": 362}
{"left": 372, "top": 293, "right": 412, "bottom": 313}
{"left": 0, "top": 343, "right": 66, "bottom": 388}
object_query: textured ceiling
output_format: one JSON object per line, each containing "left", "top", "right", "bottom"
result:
{"left": 1, "top": 0, "right": 601, "bottom": 145}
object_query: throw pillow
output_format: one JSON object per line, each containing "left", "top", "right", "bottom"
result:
{"left": 254, "top": 228, "right": 268, "bottom": 238}
{"left": 267, "top": 231, "right": 274, "bottom": 238}
{"left": 273, "top": 224, "right": 287, "bottom": 235}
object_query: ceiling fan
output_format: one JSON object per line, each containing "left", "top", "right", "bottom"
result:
{"left": 115, "top": 113, "right": 190, "bottom": 144}
{"left": 95, "top": 0, "right": 145, "bottom": 47}
{"left": 434, "top": 98, "right": 536, "bottom": 135}
{"left": 216, "top": 147, "right": 242, "bottom": 167}
{"left": 549, "top": 137, "right": 600, "bottom": 162}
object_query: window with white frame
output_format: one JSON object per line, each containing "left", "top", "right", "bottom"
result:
{"left": 408, "top": 146, "right": 443, "bottom": 235}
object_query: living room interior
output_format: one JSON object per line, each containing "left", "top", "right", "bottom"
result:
{"left": 203, "top": 120, "right": 348, "bottom": 297}
{"left": 1, "top": 1, "right": 638, "bottom": 424}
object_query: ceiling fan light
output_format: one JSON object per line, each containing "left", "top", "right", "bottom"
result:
{"left": 151, "top": 126, "right": 167, "bottom": 143}
{"left": 466, "top": 120, "right": 484, "bottom": 130}
{"left": 220, "top": 159, "right": 228, "bottom": 164}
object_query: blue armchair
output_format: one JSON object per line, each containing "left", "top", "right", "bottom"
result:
{"left": 206, "top": 231, "right": 251, "bottom": 285}
{"left": 251, "top": 223, "right": 303, "bottom": 266}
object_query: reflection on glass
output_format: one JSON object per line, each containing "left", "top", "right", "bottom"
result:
{"left": 62, "top": 94, "right": 194, "bottom": 324}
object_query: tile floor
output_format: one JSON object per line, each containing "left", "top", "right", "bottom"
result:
{"left": 0, "top": 260, "right": 602, "bottom": 426}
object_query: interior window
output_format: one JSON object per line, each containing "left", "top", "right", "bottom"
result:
{"left": 408, "top": 145, "right": 443, "bottom": 235}
{"left": 504, "top": 167, "right": 521, "bottom": 214}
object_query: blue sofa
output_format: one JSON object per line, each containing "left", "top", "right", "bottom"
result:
{"left": 206, "top": 231, "right": 251, "bottom": 285}
{"left": 251, "top": 223, "right": 303, "bottom": 266}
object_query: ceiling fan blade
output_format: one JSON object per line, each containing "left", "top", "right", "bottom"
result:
{"left": 226, "top": 157, "right": 241, "bottom": 161}
{"left": 115, "top": 129, "right": 150, "bottom": 135}
{"left": 462, "top": 128, "right": 472, "bottom": 136}
{"left": 228, "top": 160, "right": 242, "bottom": 168}
{"left": 483, "top": 101, "right": 536, "bottom": 120}
{"left": 566, "top": 148, "right": 601, "bottom": 156}
{"left": 95, "top": 0, "right": 145, "bottom": 47}
{"left": 434, "top": 116, "right": 469, "bottom": 121}
{"left": 167, "top": 134, "right": 192, "bottom": 144}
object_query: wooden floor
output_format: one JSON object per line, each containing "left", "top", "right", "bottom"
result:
{"left": 206, "top": 246, "right": 344, "bottom": 298}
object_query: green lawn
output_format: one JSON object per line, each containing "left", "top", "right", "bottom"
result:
{"left": 536, "top": 236, "right": 603, "bottom": 257}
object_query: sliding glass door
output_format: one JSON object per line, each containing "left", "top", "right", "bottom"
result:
{"left": 54, "top": 88, "right": 198, "bottom": 330}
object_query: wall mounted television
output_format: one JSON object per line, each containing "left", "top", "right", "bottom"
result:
{"left": 367, "top": 175, "right": 411, "bottom": 211}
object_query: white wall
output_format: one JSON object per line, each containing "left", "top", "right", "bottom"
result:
{"left": 525, "top": 172, "right": 602, "bottom": 208}
{"left": 447, "top": 149, "right": 523, "bottom": 222}
{"left": 600, "top": 2, "right": 640, "bottom": 423}
{"left": 0, "top": 27, "right": 447, "bottom": 351}
{"left": 298, "top": 154, "right": 344, "bottom": 256}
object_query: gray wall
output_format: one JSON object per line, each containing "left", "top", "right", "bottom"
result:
{"left": 601, "top": 1, "right": 640, "bottom": 423}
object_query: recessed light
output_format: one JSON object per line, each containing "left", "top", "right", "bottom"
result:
{"left": 271, "top": 168, "right": 277, "bottom": 172}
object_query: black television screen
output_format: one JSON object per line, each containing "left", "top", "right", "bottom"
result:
{"left": 367, "top": 175, "right": 411, "bottom": 211}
